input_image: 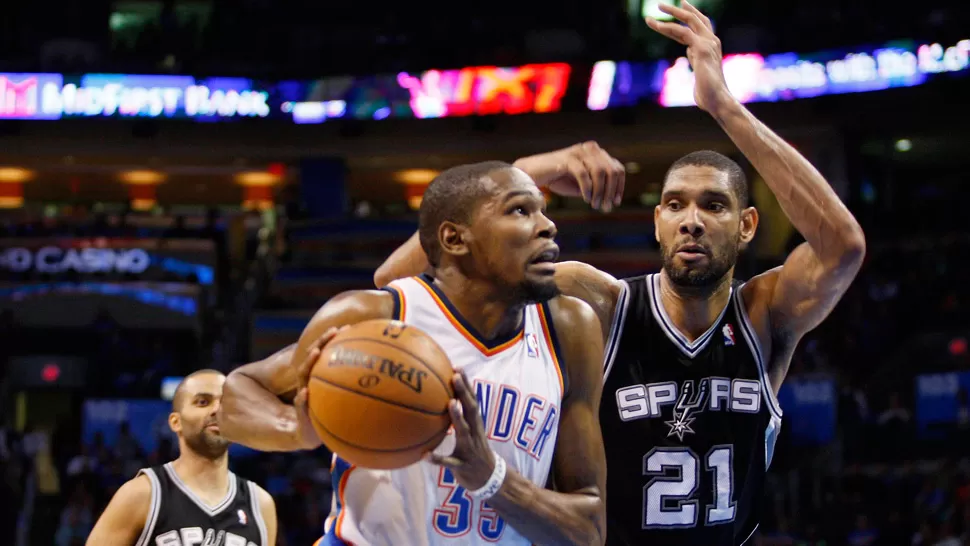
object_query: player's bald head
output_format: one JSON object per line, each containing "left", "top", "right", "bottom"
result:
{"left": 171, "top": 369, "right": 225, "bottom": 412}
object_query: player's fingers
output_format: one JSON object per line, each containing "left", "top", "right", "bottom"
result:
{"left": 588, "top": 147, "right": 620, "bottom": 212}
{"left": 612, "top": 158, "right": 626, "bottom": 207}
{"left": 453, "top": 371, "right": 486, "bottom": 435}
{"left": 681, "top": 0, "right": 714, "bottom": 32}
{"left": 448, "top": 400, "right": 471, "bottom": 438}
{"left": 566, "top": 156, "right": 594, "bottom": 203}
{"left": 427, "top": 452, "right": 462, "bottom": 467}
{"left": 644, "top": 18, "right": 694, "bottom": 46}
{"left": 582, "top": 155, "right": 608, "bottom": 211}
{"left": 656, "top": 2, "right": 707, "bottom": 35}
{"left": 293, "top": 387, "right": 308, "bottom": 408}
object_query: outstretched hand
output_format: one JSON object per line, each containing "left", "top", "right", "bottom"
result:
{"left": 515, "top": 141, "right": 626, "bottom": 213}
{"left": 428, "top": 370, "right": 500, "bottom": 492}
{"left": 646, "top": 0, "right": 735, "bottom": 115}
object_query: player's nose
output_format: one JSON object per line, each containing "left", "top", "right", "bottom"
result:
{"left": 679, "top": 206, "right": 705, "bottom": 237}
{"left": 536, "top": 212, "right": 557, "bottom": 240}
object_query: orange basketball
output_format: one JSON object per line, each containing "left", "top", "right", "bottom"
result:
{"left": 307, "top": 319, "right": 455, "bottom": 469}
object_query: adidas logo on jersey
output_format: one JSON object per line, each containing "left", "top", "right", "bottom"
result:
{"left": 614, "top": 377, "right": 762, "bottom": 439}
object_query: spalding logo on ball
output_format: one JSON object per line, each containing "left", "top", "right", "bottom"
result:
{"left": 307, "top": 319, "right": 455, "bottom": 469}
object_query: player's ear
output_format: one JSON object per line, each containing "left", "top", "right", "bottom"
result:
{"left": 438, "top": 221, "right": 471, "bottom": 259}
{"left": 739, "top": 206, "right": 758, "bottom": 244}
{"left": 168, "top": 412, "right": 182, "bottom": 434}
{"left": 653, "top": 205, "right": 661, "bottom": 243}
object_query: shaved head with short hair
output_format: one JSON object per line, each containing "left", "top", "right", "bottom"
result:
{"left": 171, "top": 369, "right": 224, "bottom": 412}
{"left": 418, "top": 161, "right": 514, "bottom": 267}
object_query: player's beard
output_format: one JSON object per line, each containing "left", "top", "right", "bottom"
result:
{"left": 661, "top": 234, "right": 738, "bottom": 294}
{"left": 510, "top": 277, "right": 561, "bottom": 305}
{"left": 184, "top": 423, "right": 230, "bottom": 460}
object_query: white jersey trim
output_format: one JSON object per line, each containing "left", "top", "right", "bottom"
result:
{"left": 739, "top": 522, "right": 759, "bottom": 545}
{"left": 647, "top": 274, "right": 733, "bottom": 359}
{"left": 162, "top": 462, "right": 238, "bottom": 516}
{"left": 247, "top": 481, "right": 269, "bottom": 546}
{"left": 134, "top": 468, "right": 162, "bottom": 546}
{"left": 733, "top": 284, "right": 783, "bottom": 420}
{"left": 603, "top": 279, "right": 631, "bottom": 382}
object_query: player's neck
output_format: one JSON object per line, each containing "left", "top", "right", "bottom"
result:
{"left": 431, "top": 267, "right": 525, "bottom": 340}
{"left": 171, "top": 450, "right": 230, "bottom": 499}
{"left": 658, "top": 269, "right": 733, "bottom": 342}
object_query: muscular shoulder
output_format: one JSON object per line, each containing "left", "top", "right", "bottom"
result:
{"left": 298, "top": 289, "right": 398, "bottom": 359}
{"left": 739, "top": 268, "right": 780, "bottom": 355}
{"left": 554, "top": 261, "right": 621, "bottom": 340}
{"left": 310, "top": 289, "right": 397, "bottom": 322}
{"left": 547, "top": 294, "right": 601, "bottom": 331}
{"left": 547, "top": 296, "right": 605, "bottom": 400}
{"left": 251, "top": 482, "right": 277, "bottom": 519}
{"left": 113, "top": 473, "right": 153, "bottom": 520}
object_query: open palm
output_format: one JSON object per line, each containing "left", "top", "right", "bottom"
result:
{"left": 646, "top": 1, "right": 734, "bottom": 114}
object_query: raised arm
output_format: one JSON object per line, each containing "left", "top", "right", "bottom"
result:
{"left": 648, "top": 2, "right": 865, "bottom": 377}
{"left": 85, "top": 475, "right": 151, "bottom": 546}
{"left": 374, "top": 143, "right": 626, "bottom": 288}
{"left": 218, "top": 290, "right": 396, "bottom": 451}
{"left": 431, "top": 296, "right": 607, "bottom": 546}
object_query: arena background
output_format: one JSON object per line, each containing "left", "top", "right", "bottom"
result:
{"left": 1, "top": 0, "right": 969, "bottom": 544}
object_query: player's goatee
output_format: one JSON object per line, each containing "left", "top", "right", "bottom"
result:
{"left": 661, "top": 238, "right": 738, "bottom": 289}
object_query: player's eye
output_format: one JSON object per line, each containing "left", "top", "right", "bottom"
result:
{"left": 708, "top": 202, "right": 725, "bottom": 212}
{"left": 667, "top": 201, "right": 682, "bottom": 211}
{"left": 508, "top": 205, "right": 529, "bottom": 216}
{"left": 197, "top": 399, "right": 209, "bottom": 406}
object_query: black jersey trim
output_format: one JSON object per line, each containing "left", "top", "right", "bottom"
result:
{"left": 538, "top": 301, "right": 569, "bottom": 398}
{"left": 162, "top": 462, "right": 238, "bottom": 516}
{"left": 732, "top": 285, "right": 783, "bottom": 420}
{"left": 134, "top": 468, "right": 162, "bottom": 546}
{"left": 248, "top": 481, "right": 269, "bottom": 545}
{"left": 416, "top": 273, "right": 525, "bottom": 353}
{"left": 602, "top": 279, "right": 631, "bottom": 382}
{"left": 647, "top": 274, "right": 733, "bottom": 359}
{"left": 380, "top": 285, "right": 405, "bottom": 321}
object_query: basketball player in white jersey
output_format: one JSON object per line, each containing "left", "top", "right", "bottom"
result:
{"left": 374, "top": 3, "right": 866, "bottom": 544}
{"left": 217, "top": 162, "right": 610, "bottom": 546}
{"left": 87, "top": 370, "right": 277, "bottom": 546}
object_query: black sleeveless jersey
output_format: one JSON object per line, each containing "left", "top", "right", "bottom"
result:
{"left": 135, "top": 462, "right": 269, "bottom": 546}
{"left": 600, "top": 274, "right": 782, "bottom": 546}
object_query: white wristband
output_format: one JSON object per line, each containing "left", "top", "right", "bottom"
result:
{"left": 467, "top": 451, "right": 507, "bottom": 501}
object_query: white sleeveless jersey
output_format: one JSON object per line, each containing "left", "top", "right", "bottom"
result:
{"left": 318, "top": 274, "right": 567, "bottom": 546}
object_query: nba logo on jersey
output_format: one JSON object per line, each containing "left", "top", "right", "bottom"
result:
{"left": 526, "top": 332, "right": 540, "bottom": 358}
{"left": 237, "top": 509, "right": 247, "bottom": 525}
{"left": 722, "top": 324, "right": 735, "bottom": 346}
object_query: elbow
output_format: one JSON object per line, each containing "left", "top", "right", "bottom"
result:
{"left": 216, "top": 372, "right": 246, "bottom": 433}
{"left": 839, "top": 224, "right": 867, "bottom": 271}
{"left": 573, "top": 496, "right": 607, "bottom": 546}
{"left": 373, "top": 266, "right": 391, "bottom": 289}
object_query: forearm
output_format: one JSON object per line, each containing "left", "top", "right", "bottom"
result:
{"left": 374, "top": 232, "right": 427, "bottom": 287}
{"left": 489, "top": 469, "right": 604, "bottom": 546}
{"left": 219, "top": 371, "right": 317, "bottom": 452}
{"left": 712, "top": 100, "right": 865, "bottom": 262}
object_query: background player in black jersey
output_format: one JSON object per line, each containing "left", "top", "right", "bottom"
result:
{"left": 87, "top": 369, "right": 278, "bottom": 546}
{"left": 373, "top": 4, "right": 866, "bottom": 545}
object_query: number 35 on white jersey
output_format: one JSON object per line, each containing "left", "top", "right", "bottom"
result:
{"left": 316, "top": 275, "right": 568, "bottom": 546}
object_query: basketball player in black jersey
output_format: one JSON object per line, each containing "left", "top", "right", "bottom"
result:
{"left": 373, "top": 4, "right": 866, "bottom": 545}
{"left": 87, "top": 370, "right": 277, "bottom": 546}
